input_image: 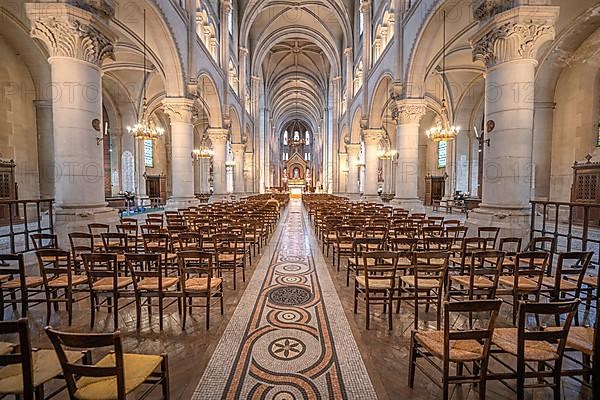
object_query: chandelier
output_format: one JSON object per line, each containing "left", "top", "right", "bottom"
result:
{"left": 127, "top": 9, "right": 164, "bottom": 142}
{"left": 191, "top": 147, "right": 214, "bottom": 160}
{"left": 427, "top": 10, "right": 459, "bottom": 143}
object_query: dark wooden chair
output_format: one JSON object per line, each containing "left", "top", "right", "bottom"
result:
{"left": 178, "top": 250, "right": 224, "bottom": 330}
{"left": 0, "top": 254, "right": 44, "bottom": 320}
{"left": 409, "top": 299, "right": 503, "bottom": 400}
{"left": 353, "top": 251, "right": 400, "bottom": 330}
{"left": 45, "top": 327, "right": 169, "bottom": 400}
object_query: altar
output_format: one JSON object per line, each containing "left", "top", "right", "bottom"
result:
{"left": 284, "top": 153, "right": 308, "bottom": 199}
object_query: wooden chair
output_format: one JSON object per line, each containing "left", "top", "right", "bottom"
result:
{"left": 213, "top": 233, "right": 245, "bottom": 290}
{"left": 448, "top": 250, "right": 505, "bottom": 302}
{"left": 141, "top": 233, "right": 178, "bottom": 275}
{"left": 81, "top": 253, "right": 134, "bottom": 329}
{"left": 30, "top": 234, "right": 59, "bottom": 251}
{"left": 334, "top": 225, "right": 357, "bottom": 272}
{"left": 399, "top": 251, "right": 450, "bottom": 330}
{"left": 347, "top": 237, "right": 383, "bottom": 287}
{"left": 101, "top": 233, "right": 132, "bottom": 263}
{"left": 177, "top": 232, "right": 202, "bottom": 250}
{"left": 409, "top": 299, "right": 503, "bottom": 400}
{"left": 477, "top": 227, "right": 500, "bottom": 249}
{"left": 353, "top": 251, "right": 400, "bottom": 330}
{"left": 126, "top": 253, "right": 178, "bottom": 331}
{"left": 490, "top": 300, "right": 579, "bottom": 400}
{"left": 449, "top": 237, "right": 487, "bottom": 274}
{"left": 35, "top": 249, "right": 87, "bottom": 325}
{"left": 87, "top": 223, "right": 109, "bottom": 252}
{"left": 45, "top": 327, "right": 169, "bottom": 400}
{"left": 0, "top": 254, "right": 44, "bottom": 320}
{"left": 116, "top": 224, "right": 139, "bottom": 251}
{"left": 177, "top": 251, "right": 224, "bottom": 330}
{"left": 68, "top": 233, "right": 94, "bottom": 272}
{"left": 525, "top": 236, "right": 557, "bottom": 276}
{"left": 497, "top": 251, "right": 550, "bottom": 324}
{"left": 0, "top": 318, "right": 84, "bottom": 400}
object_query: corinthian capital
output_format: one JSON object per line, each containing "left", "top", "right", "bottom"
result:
{"left": 206, "top": 128, "right": 229, "bottom": 144}
{"left": 394, "top": 99, "right": 426, "bottom": 125}
{"left": 26, "top": 3, "right": 115, "bottom": 67}
{"left": 470, "top": 6, "right": 559, "bottom": 68}
{"left": 163, "top": 98, "right": 195, "bottom": 124}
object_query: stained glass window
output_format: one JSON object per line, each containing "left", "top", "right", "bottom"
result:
{"left": 438, "top": 141, "right": 447, "bottom": 168}
{"left": 144, "top": 140, "right": 154, "bottom": 167}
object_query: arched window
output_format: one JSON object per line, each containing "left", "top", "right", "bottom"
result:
{"left": 283, "top": 130, "right": 288, "bottom": 145}
{"left": 438, "top": 141, "right": 447, "bottom": 168}
{"left": 227, "top": 8, "right": 233, "bottom": 34}
{"left": 305, "top": 131, "right": 310, "bottom": 145}
{"left": 144, "top": 139, "right": 154, "bottom": 167}
{"left": 359, "top": 11, "right": 364, "bottom": 36}
{"left": 121, "top": 151, "right": 134, "bottom": 193}
{"left": 293, "top": 131, "right": 300, "bottom": 142}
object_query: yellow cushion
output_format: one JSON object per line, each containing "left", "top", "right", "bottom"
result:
{"left": 400, "top": 275, "right": 441, "bottom": 289}
{"left": 0, "top": 349, "right": 83, "bottom": 394}
{"left": 74, "top": 353, "right": 163, "bottom": 400}
{"left": 184, "top": 277, "right": 222, "bottom": 292}
{"left": 92, "top": 277, "right": 133, "bottom": 291}
{"left": 355, "top": 275, "right": 393, "bottom": 290}
{"left": 415, "top": 330, "right": 484, "bottom": 362}
{"left": 47, "top": 275, "right": 88, "bottom": 288}
{"left": 137, "top": 277, "right": 178, "bottom": 290}
{"left": 1, "top": 277, "right": 44, "bottom": 289}
{"left": 492, "top": 328, "right": 558, "bottom": 361}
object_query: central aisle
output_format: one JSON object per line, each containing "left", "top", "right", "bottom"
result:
{"left": 193, "top": 199, "right": 377, "bottom": 399}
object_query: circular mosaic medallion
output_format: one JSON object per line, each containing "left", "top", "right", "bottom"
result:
{"left": 268, "top": 337, "right": 306, "bottom": 361}
{"left": 268, "top": 286, "right": 313, "bottom": 306}
{"left": 280, "top": 255, "right": 303, "bottom": 263}
{"left": 282, "top": 264, "right": 302, "bottom": 272}
{"left": 272, "top": 391, "right": 296, "bottom": 400}
{"left": 278, "top": 311, "right": 301, "bottom": 323}
{"left": 280, "top": 275, "right": 303, "bottom": 284}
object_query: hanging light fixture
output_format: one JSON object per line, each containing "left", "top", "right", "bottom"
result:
{"left": 426, "top": 10, "right": 460, "bottom": 143}
{"left": 127, "top": 9, "right": 165, "bottom": 141}
{"left": 192, "top": 133, "right": 215, "bottom": 160}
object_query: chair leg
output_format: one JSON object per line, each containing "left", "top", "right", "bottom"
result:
{"left": 159, "top": 296, "right": 164, "bottom": 331}
{"left": 206, "top": 296, "right": 210, "bottom": 330}
{"left": 388, "top": 291, "right": 393, "bottom": 330}
{"left": 45, "top": 296, "right": 52, "bottom": 326}
{"left": 365, "top": 296, "right": 370, "bottom": 330}
{"left": 161, "top": 354, "right": 170, "bottom": 399}
{"left": 90, "top": 294, "right": 96, "bottom": 329}
{"left": 181, "top": 298, "right": 187, "bottom": 330}
{"left": 113, "top": 296, "right": 119, "bottom": 329}
{"left": 408, "top": 333, "right": 417, "bottom": 388}
{"left": 135, "top": 296, "right": 142, "bottom": 330}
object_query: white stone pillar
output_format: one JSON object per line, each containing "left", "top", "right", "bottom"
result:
{"left": 33, "top": 100, "right": 54, "bottom": 201}
{"left": 360, "top": 0, "right": 371, "bottom": 112}
{"left": 163, "top": 98, "right": 197, "bottom": 209}
{"left": 344, "top": 47, "right": 353, "bottom": 103}
{"left": 338, "top": 152, "right": 348, "bottom": 193}
{"left": 362, "top": 129, "right": 384, "bottom": 200}
{"left": 346, "top": 143, "right": 361, "bottom": 199}
{"left": 468, "top": 5, "right": 559, "bottom": 238}
{"left": 231, "top": 143, "right": 245, "bottom": 195}
{"left": 27, "top": 3, "right": 118, "bottom": 238}
{"left": 220, "top": 0, "right": 231, "bottom": 113}
{"left": 207, "top": 128, "right": 229, "bottom": 199}
{"left": 392, "top": 99, "right": 426, "bottom": 212}
{"left": 532, "top": 101, "right": 555, "bottom": 200}
{"left": 244, "top": 152, "right": 254, "bottom": 194}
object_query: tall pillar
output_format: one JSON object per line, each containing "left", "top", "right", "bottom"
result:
{"left": 244, "top": 152, "right": 254, "bottom": 194}
{"left": 392, "top": 99, "right": 426, "bottom": 212}
{"left": 134, "top": 137, "right": 148, "bottom": 206}
{"left": 532, "top": 101, "right": 555, "bottom": 200}
{"left": 220, "top": 0, "right": 231, "bottom": 115}
{"left": 164, "top": 98, "right": 197, "bottom": 209}
{"left": 33, "top": 100, "right": 54, "bottom": 201}
{"left": 444, "top": 139, "right": 456, "bottom": 199}
{"left": 360, "top": 0, "right": 371, "bottom": 117}
{"left": 27, "top": 3, "right": 118, "bottom": 239}
{"left": 467, "top": 5, "right": 559, "bottom": 238}
{"left": 344, "top": 48, "right": 353, "bottom": 104}
{"left": 207, "top": 128, "right": 229, "bottom": 200}
{"left": 338, "top": 152, "right": 348, "bottom": 194}
{"left": 346, "top": 143, "right": 361, "bottom": 200}
{"left": 231, "top": 143, "right": 245, "bottom": 195}
{"left": 362, "top": 129, "right": 384, "bottom": 201}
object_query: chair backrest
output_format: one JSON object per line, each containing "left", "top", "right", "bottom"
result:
{"left": 178, "top": 232, "right": 202, "bottom": 250}
{"left": 423, "top": 237, "right": 454, "bottom": 251}
{"left": 101, "top": 232, "right": 130, "bottom": 254}
{"left": 45, "top": 327, "right": 127, "bottom": 399}
{"left": 421, "top": 226, "right": 444, "bottom": 239}
{"left": 550, "top": 251, "right": 593, "bottom": 300}
{"left": 499, "top": 237, "right": 522, "bottom": 256}
{"left": 461, "top": 237, "right": 488, "bottom": 252}
{"left": 68, "top": 233, "right": 93, "bottom": 258}
{"left": 515, "top": 300, "right": 579, "bottom": 365}
{"left": 444, "top": 299, "right": 503, "bottom": 368}
{"left": 442, "top": 219, "right": 461, "bottom": 227}
{"left": 81, "top": 253, "right": 119, "bottom": 289}
{"left": 526, "top": 236, "right": 556, "bottom": 275}
{"left": 361, "top": 251, "right": 400, "bottom": 291}
{"left": 0, "top": 318, "right": 33, "bottom": 400}
{"left": 477, "top": 227, "right": 500, "bottom": 248}
{"left": 445, "top": 225, "right": 468, "bottom": 239}
{"left": 463, "top": 250, "right": 506, "bottom": 299}
{"left": 140, "top": 224, "right": 162, "bottom": 235}
{"left": 30, "top": 233, "right": 58, "bottom": 250}
{"left": 35, "top": 249, "right": 74, "bottom": 286}
{"left": 411, "top": 251, "right": 449, "bottom": 289}
{"left": 142, "top": 233, "right": 169, "bottom": 254}
{"left": 0, "top": 254, "right": 27, "bottom": 293}
{"left": 87, "top": 223, "right": 109, "bottom": 236}
{"left": 512, "top": 251, "right": 550, "bottom": 292}
{"left": 120, "top": 218, "right": 137, "bottom": 226}
{"left": 388, "top": 237, "right": 418, "bottom": 252}
{"left": 213, "top": 234, "right": 239, "bottom": 255}
{"left": 125, "top": 253, "right": 164, "bottom": 292}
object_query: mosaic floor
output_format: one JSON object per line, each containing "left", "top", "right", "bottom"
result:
{"left": 193, "top": 199, "right": 377, "bottom": 400}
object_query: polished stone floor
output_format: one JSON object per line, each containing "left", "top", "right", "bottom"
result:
{"left": 5, "top": 200, "right": 595, "bottom": 399}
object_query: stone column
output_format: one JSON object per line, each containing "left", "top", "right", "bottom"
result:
{"left": 220, "top": 0, "right": 231, "bottom": 113}
{"left": 33, "top": 100, "right": 54, "bottom": 201}
{"left": 244, "top": 152, "right": 254, "bottom": 194}
{"left": 134, "top": 137, "right": 148, "bottom": 206}
{"left": 346, "top": 143, "right": 361, "bottom": 199}
{"left": 199, "top": 157, "right": 210, "bottom": 194}
{"left": 163, "top": 98, "right": 197, "bottom": 209}
{"left": 532, "top": 101, "right": 555, "bottom": 200}
{"left": 231, "top": 143, "right": 245, "bottom": 196}
{"left": 444, "top": 139, "right": 456, "bottom": 199}
{"left": 362, "top": 129, "right": 384, "bottom": 201}
{"left": 360, "top": 0, "right": 371, "bottom": 112}
{"left": 207, "top": 128, "right": 229, "bottom": 200}
{"left": 338, "top": 152, "right": 348, "bottom": 194}
{"left": 27, "top": 3, "right": 118, "bottom": 238}
{"left": 392, "top": 99, "right": 426, "bottom": 212}
{"left": 344, "top": 48, "right": 353, "bottom": 102}
{"left": 467, "top": 5, "right": 559, "bottom": 238}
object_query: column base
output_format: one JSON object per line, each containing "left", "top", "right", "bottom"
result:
{"left": 391, "top": 198, "right": 425, "bottom": 213}
{"left": 165, "top": 197, "right": 200, "bottom": 210}
{"left": 210, "top": 194, "right": 234, "bottom": 203}
{"left": 466, "top": 205, "right": 531, "bottom": 241}
{"left": 53, "top": 206, "right": 119, "bottom": 246}
{"left": 344, "top": 192, "right": 362, "bottom": 202}
{"left": 361, "top": 194, "right": 382, "bottom": 203}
